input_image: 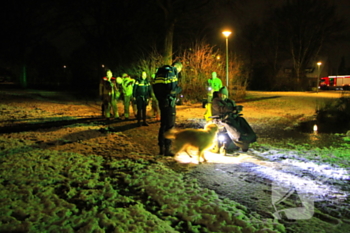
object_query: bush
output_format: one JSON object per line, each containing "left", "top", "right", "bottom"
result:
{"left": 131, "top": 41, "right": 250, "bottom": 103}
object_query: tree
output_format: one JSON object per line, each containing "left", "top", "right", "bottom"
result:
{"left": 270, "top": 0, "right": 346, "bottom": 89}
{"left": 154, "top": 0, "right": 212, "bottom": 65}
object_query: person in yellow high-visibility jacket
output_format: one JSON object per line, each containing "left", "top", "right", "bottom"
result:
{"left": 204, "top": 71, "right": 223, "bottom": 121}
{"left": 121, "top": 73, "right": 136, "bottom": 120}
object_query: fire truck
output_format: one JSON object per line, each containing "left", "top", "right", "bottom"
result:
{"left": 319, "top": 75, "right": 350, "bottom": 90}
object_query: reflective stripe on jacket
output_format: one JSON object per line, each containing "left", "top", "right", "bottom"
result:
{"left": 133, "top": 78, "right": 152, "bottom": 99}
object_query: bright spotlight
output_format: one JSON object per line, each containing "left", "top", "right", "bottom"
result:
{"left": 218, "top": 134, "right": 226, "bottom": 142}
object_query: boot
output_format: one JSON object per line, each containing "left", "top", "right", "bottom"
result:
{"left": 142, "top": 110, "right": 148, "bottom": 126}
{"left": 164, "top": 146, "right": 174, "bottom": 157}
{"left": 159, "top": 146, "right": 164, "bottom": 155}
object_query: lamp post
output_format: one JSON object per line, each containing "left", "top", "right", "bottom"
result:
{"left": 316, "top": 62, "right": 322, "bottom": 93}
{"left": 222, "top": 31, "right": 231, "bottom": 88}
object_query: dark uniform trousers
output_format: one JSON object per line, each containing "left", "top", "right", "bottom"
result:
{"left": 158, "top": 102, "right": 176, "bottom": 148}
{"left": 136, "top": 96, "right": 148, "bottom": 123}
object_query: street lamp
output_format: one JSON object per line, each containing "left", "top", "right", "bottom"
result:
{"left": 316, "top": 62, "right": 322, "bottom": 93}
{"left": 222, "top": 30, "right": 231, "bottom": 88}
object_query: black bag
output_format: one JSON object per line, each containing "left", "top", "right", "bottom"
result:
{"left": 223, "top": 114, "right": 257, "bottom": 144}
{"left": 230, "top": 116, "right": 257, "bottom": 143}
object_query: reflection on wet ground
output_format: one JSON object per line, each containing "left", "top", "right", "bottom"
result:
{"left": 257, "top": 126, "right": 348, "bottom": 149}
{"left": 298, "top": 120, "right": 349, "bottom": 134}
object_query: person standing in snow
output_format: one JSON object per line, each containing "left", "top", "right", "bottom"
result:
{"left": 150, "top": 72, "right": 160, "bottom": 121}
{"left": 121, "top": 73, "right": 136, "bottom": 120}
{"left": 207, "top": 71, "right": 223, "bottom": 102}
{"left": 133, "top": 71, "right": 152, "bottom": 126}
{"left": 99, "top": 69, "right": 122, "bottom": 120}
{"left": 204, "top": 71, "right": 223, "bottom": 121}
{"left": 152, "top": 62, "right": 183, "bottom": 156}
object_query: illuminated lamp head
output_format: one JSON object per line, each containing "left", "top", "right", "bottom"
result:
{"left": 218, "top": 133, "right": 226, "bottom": 143}
{"left": 141, "top": 71, "right": 147, "bottom": 79}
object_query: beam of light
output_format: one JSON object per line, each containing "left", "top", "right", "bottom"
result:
{"left": 280, "top": 159, "right": 349, "bottom": 180}
{"left": 218, "top": 134, "right": 226, "bottom": 142}
{"left": 250, "top": 165, "right": 348, "bottom": 202}
{"left": 173, "top": 121, "right": 349, "bottom": 203}
{"left": 174, "top": 150, "right": 253, "bottom": 164}
{"left": 260, "top": 151, "right": 349, "bottom": 180}
{"left": 175, "top": 148, "right": 349, "bottom": 203}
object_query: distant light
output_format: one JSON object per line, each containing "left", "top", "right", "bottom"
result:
{"left": 222, "top": 31, "right": 231, "bottom": 38}
{"left": 102, "top": 64, "right": 105, "bottom": 68}
{"left": 313, "top": 124, "right": 318, "bottom": 133}
{"left": 63, "top": 65, "right": 66, "bottom": 69}
{"left": 216, "top": 55, "right": 221, "bottom": 60}
{"left": 317, "top": 62, "right": 322, "bottom": 66}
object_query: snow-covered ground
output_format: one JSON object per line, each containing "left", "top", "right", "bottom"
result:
{"left": 0, "top": 88, "right": 349, "bottom": 232}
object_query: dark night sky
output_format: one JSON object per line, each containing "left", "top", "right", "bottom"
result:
{"left": 52, "top": 0, "right": 350, "bottom": 64}
{"left": 2, "top": 0, "right": 350, "bottom": 77}
{"left": 53, "top": 0, "right": 350, "bottom": 57}
{"left": 242, "top": 0, "right": 350, "bottom": 67}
